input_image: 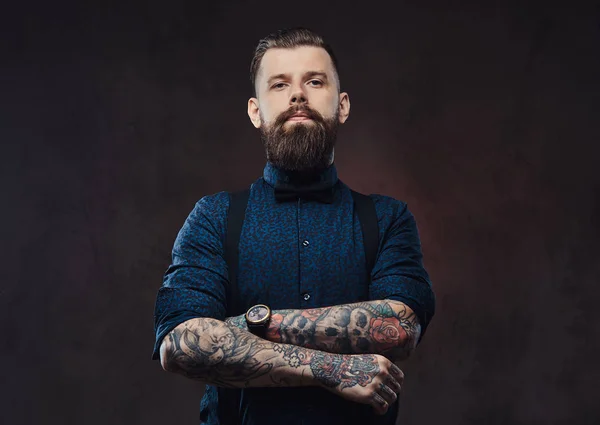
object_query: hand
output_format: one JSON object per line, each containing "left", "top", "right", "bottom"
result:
{"left": 316, "top": 353, "right": 404, "bottom": 415}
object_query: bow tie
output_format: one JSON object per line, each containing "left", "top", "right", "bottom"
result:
{"left": 274, "top": 183, "right": 335, "bottom": 203}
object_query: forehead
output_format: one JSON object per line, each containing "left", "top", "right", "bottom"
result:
{"left": 258, "top": 46, "right": 335, "bottom": 80}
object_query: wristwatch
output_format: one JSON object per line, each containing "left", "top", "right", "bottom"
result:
{"left": 245, "top": 304, "right": 271, "bottom": 338}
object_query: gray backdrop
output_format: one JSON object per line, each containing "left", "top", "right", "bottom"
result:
{"left": 2, "top": 0, "right": 599, "bottom": 424}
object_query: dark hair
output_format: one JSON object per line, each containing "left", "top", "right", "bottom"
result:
{"left": 250, "top": 27, "right": 340, "bottom": 96}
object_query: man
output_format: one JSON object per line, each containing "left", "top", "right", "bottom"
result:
{"left": 152, "top": 27, "right": 436, "bottom": 425}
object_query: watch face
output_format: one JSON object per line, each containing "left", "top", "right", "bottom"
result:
{"left": 247, "top": 305, "right": 269, "bottom": 323}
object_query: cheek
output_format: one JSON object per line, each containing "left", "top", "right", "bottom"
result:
{"left": 260, "top": 108, "right": 281, "bottom": 126}
{"left": 330, "top": 94, "right": 339, "bottom": 112}
{"left": 313, "top": 96, "right": 339, "bottom": 119}
{"left": 261, "top": 95, "right": 290, "bottom": 122}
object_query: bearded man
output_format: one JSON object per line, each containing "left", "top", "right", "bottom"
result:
{"left": 152, "top": 27, "right": 436, "bottom": 425}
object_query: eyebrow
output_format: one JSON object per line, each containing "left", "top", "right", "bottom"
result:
{"left": 267, "top": 71, "right": 329, "bottom": 86}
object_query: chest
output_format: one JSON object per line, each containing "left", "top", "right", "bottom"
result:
{"left": 236, "top": 199, "right": 368, "bottom": 312}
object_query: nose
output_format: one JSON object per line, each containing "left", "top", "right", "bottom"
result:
{"left": 289, "top": 85, "right": 307, "bottom": 106}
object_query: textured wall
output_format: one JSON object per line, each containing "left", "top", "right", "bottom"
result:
{"left": 2, "top": 0, "right": 599, "bottom": 424}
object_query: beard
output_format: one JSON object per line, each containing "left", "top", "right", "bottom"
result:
{"left": 259, "top": 104, "right": 339, "bottom": 173}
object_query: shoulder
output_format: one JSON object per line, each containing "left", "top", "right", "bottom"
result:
{"left": 193, "top": 191, "right": 231, "bottom": 216}
{"left": 180, "top": 191, "right": 231, "bottom": 238}
{"left": 368, "top": 193, "right": 409, "bottom": 220}
{"left": 341, "top": 181, "right": 411, "bottom": 224}
{"left": 186, "top": 179, "right": 263, "bottom": 226}
{"left": 339, "top": 182, "right": 416, "bottom": 236}
{"left": 368, "top": 194, "right": 417, "bottom": 237}
{"left": 339, "top": 180, "right": 412, "bottom": 220}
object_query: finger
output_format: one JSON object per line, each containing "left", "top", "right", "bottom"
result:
{"left": 385, "top": 375, "right": 402, "bottom": 395}
{"left": 389, "top": 363, "right": 404, "bottom": 383}
{"left": 378, "top": 382, "right": 398, "bottom": 404}
{"left": 371, "top": 392, "right": 389, "bottom": 415}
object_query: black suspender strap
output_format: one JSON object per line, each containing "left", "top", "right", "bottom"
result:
{"left": 219, "top": 188, "right": 250, "bottom": 425}
{"left": 350, "top": 190, "right": 379, "bottom": 285}
{"left": 224, "top": 188, "right": 250, "bottom": 317}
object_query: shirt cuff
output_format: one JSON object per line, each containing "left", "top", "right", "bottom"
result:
{"left": 152, "top": 311, "right": 207, "bottom": 360}
{"left": 373, "top": 278, "right": 436, "bottom": 343}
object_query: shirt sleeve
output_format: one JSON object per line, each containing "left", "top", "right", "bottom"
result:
{"left": 369, "top": 196, "right": 436, "bottom": 341}
{"left": 152, "top": 192, "right": 230, "bottom": 360}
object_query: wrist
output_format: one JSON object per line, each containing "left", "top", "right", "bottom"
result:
{"left": 271, "top": 345, "right": 333, "bottom": 388}
{"left": 245, "top": 304, "right": 271, "bottom": 338}
{"left": 225, "top": 314, "right": 248, "bottom": 330}
{"left": 305, "top": 352, "right": 348, "bottom": 389}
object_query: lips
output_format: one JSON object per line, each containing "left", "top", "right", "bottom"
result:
{"left": 287, "top": 112, "right": 312, "bottom": 121}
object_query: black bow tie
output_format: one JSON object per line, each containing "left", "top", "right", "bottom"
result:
{"left": 274, "top": 182, "right": 335, "bottom": 203}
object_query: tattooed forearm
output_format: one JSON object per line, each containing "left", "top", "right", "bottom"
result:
{"left": 273, "top": 344, "right": 380, "bottom": 389}
{"left": 225, "top": 300, "right": 421, "bottom": 361}
{"left": 160, "top": 317, "right": 383, "bottom": 390}
{"left": 162, "top": 318, "right": 276, "bottom": 387}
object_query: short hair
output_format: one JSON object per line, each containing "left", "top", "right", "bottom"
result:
{"left": 249, "top": 27, "right": 340, "bottom": 97}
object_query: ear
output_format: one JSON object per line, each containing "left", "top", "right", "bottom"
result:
{"left": 247, "top": 97, "right": 261, "bottom": 128}
{"left": 338, "top": 92, "right": 350, "bottom": 124}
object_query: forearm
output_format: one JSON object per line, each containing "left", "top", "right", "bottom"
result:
{"left": 226, "top": 300, "right": 421, "bottom": 361}
{"left": 160, "top": 317, "right": 354, "bottom": 388}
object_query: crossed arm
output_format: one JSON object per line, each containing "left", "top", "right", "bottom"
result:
{"left": 161, "top": 316, "right": 390, "bottom": 388}
{"left": 159, "top": 316, "right": 405, "bottom": 414}
{"left": 225, "top": 299, "right": 421, "bottom": 362}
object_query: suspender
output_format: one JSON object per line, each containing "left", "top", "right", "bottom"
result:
{"left": 223, "top": 189, "right": 251, "bottom": 317}
{"left": 350, "top": 189, "right": 379, "bottom": 297}
{"left": 218, "top": 186, "right": 379, "bottom": 425}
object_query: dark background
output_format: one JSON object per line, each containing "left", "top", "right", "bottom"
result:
{"left": 2, "top": 0, "right": 599, "bottom": 424}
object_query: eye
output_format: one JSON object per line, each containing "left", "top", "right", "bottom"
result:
{"left": 308, "top": 80, "right": 323, "bottom": 87}
{"left": 272, "top": 82, "right": 287, "bottom": 90}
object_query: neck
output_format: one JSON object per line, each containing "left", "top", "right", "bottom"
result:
{"left": 278, "top": 168, "right": 327, "bottom": 185}
{"left": 263, "top": 157, "right": 338, "bottom": 188}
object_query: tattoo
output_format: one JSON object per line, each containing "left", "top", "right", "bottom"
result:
{"left": 311, "top": 353, "right": 380, "bottom": 389}
{"left": 164, "top": 318, "right": 273, "bottom": 387}
{"left": 163, "top": 318, "right": 383, "bottom": 391}
{"left": 379, "top": 382, "right": 396, "bottom": 400}
{"left": 373, "top": 392, "right": 387, "bottom": 407}
{"left": 227, "top": 300, "right": 421, "bottom": 361}
{"left": 272, "top": 344, "right": 380, "bottom": 389}
{"left": 389, "top": 363, "right": 403, "bottom": 379}
{"left": 385, "top": 375, "right": 401, "bottom": 394}
{"left": 224, "top": 314, "right": 247, "bottom": 331}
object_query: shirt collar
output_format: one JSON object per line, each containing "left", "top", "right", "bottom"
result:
{"left": 263, "top": 161, "right": 338, "bottom": 188}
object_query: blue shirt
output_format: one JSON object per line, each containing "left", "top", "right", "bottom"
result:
{"left": 153, "top": 162, "right": 435, "bottom": 425}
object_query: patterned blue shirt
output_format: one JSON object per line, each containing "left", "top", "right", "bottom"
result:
{"left": 153, "top": 162, "right": 435, "bottom": 425}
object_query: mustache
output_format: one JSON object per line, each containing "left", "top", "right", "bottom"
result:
{"left": 275, "top": 106, "right": 324, "bottom": 125}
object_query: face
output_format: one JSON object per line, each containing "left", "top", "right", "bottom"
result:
{"left": 248, "top": 46, "right": 350, "bottom": 172}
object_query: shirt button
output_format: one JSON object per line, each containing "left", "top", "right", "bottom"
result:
{"left": 302, "top": 240, "right": 310, "bottom": 247}
{"left": 303, "top": 292, "right": 311, "bottom": 301}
